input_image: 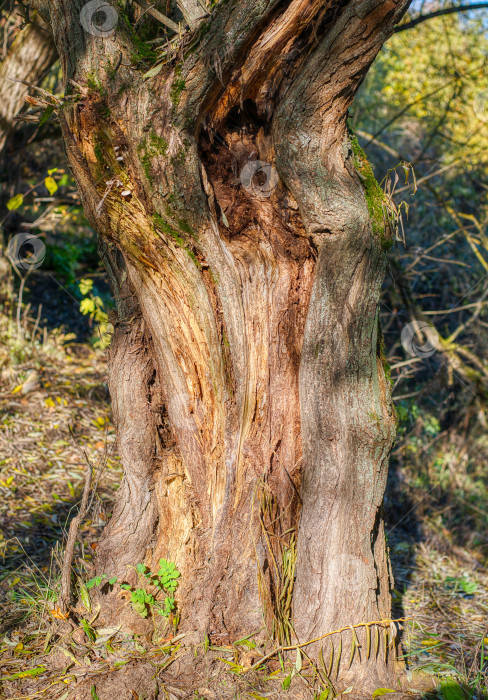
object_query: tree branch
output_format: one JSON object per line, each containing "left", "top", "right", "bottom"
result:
{"left": 394, "top": 2, "right": 488, "bottom": 32}
{"left": 133, "top": 0, "right": 180, "bottom": 33}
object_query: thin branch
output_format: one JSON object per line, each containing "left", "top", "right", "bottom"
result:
{"left": 59, "top": 461, "right": 93, "bottom": 614}
{"left": 395, "top": 3, "right": 488, "bottom": 33}
{"left": 244, "top": 617, "right": 413, "bottom": 674}
{"left": 133, "top": 0, "right": 180, "bottom": 33}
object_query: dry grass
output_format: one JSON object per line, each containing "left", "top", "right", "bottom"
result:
{"left": 0, "top": 323, "right": 486, "bottom": 699}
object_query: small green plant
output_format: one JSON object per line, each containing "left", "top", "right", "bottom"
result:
{"left": 86, "top": 559, "right": 180, "bottom": 620}
{"left": 78, "top": 278, "right": 113, "bottom": 348}
{"left": 86, "top": 574, "right": 118, "bottom": 589}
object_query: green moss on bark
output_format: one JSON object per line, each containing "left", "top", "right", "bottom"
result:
{"left": 138, "top": 130, "right": 167, "bottom": 183}
{"left": 170, "top": 78, "right": 186, "bottom": 107}
{"left": 349, "top": 133, "right": 392, "bottom": 249}
{"left": 152, "top": 213, "right": 200, "bottom": 268}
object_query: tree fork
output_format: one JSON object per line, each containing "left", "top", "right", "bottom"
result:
{"left": 28, "top": 0, "right": 410, "bottom": 690}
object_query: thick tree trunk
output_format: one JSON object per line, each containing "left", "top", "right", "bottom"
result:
{"left": 30, "top": 0, "right": 409, "bottom": 691}
{"left": 0, "top": 13, "right": 57, "bottom": 154}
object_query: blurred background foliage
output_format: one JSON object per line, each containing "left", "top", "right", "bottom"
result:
{"left": 352, "top": 14, "right": 488, "bottom": 689}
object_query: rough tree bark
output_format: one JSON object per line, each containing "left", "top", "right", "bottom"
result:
{"left": 28, "top": 0, "right": 409, "bottom": 692}
{"left": 0, "top": 11, "right": 57, "bottom": 153}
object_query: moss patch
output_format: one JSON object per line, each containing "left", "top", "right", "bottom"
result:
{"left": 349, "top": 132, "right": 391, "bottom": 247}
{"left": 152, "top": 212, "right": 200, "bottom": 268}
{"left": 138, "top": 131, "right": 168, "bottom": 183}
{"left": 170, "top": 78, "right": 186, "bottom": 108}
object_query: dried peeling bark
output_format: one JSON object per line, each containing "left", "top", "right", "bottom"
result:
{"left": 29, "top": 0, "right": 409, "bottom": 690}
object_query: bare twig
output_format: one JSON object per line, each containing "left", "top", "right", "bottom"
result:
{"left": 133, "top": 0, "right": 180, "bottom": 32}
{"left": 244, "top": 617, "right": 413, "bottom": 674}
{"left": 59, "top": 462, "right": 93, "bottom": 614}
{"left": 395, "top": 3, "right": 488, "bottom": 33}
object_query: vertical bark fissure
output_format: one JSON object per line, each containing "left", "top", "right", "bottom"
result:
{"left": 28, "top": 0, "right": 412, "bottom": 686}
{"left": 95, "top": 244, "right": 160, "bottom": 588}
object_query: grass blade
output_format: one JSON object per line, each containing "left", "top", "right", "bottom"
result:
{"left": 334, "top": 635, "right": 342, "bottom": 678}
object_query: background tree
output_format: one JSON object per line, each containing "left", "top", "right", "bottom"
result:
{"left": 0, "top": 9, "right": 56, "bottom": 154}
{"left": 22, "top": 0, "right": 409, "bottom": 691}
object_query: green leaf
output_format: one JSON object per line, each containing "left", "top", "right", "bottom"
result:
{"left": 136, "top": 563, "right": 146, "bottom": 575}
{"left": 91, "top": 686, "right": 100, "bottom": 700}
{"left": 45, "top": 176, "right": 58, "bottom": 196}
{"left": 372, "top": 690, "right": 396, "bottom": 698}
{"left": 80, "top": 298, "right": 96, "bottom": 315}
{"left": 86, "top": 576, "right": 105, "bottom": 590}
{"left": 460, "top": 579, "right": 477, "bottom": 595}
{"left": 81, "top": 618, "right": 96, "bottom": 643}
{"left": 39, "top": 105, "right": 55, "bottom": 127}
{"left": 440, "top": 680, "right": 466, "bottom": 700}
{"left": 295, "top": 648, "right": 302, "bottom": 673}
{"left": 7, "top": 193, "right": 24, "bottom": 211}
{"left": 79, "top": 278, "right": 94, "bottom": 295}
{"left": 108, "top": 577, "right": 118, "bottom": 585}
{"left": 143, "top": 62, "right": 164, "bottom": 79}
{"left": 3, "top": 666, "right": 46, "bottom": 680}
{"left": 282, "top": 674, "right": 292, "bottom": 690}
{"left": 79, "top": 583, "right": 91, "bottom": 612}
{"left": 318, "top": 691, "right": 329, "bottom": 700}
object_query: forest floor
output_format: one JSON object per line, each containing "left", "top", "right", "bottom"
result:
{"left": 0, "top": 318, "right": 487, "bottom": 700}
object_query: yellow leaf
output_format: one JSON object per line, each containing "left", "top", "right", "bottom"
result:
{"left": 45, "top": 397, "right": 55, "bottom": 408}
{"left": 12, "top": 385, "right": 23, "bottom": 394}
{"left": 7, "top": 193, "right": 24, "bottom": 210}
{"left": 44, "top": 176, "right": 58, "bottom": 196}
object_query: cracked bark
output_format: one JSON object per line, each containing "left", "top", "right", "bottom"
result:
{"left": 29, "top": 0, "right": 409, "bottom": 690}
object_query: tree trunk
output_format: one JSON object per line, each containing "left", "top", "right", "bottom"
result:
{"left": 30, "top": 0, "right": 409, "bottom": 691}
{"left": 0, "top": 12, "right": 57, "bottom": 154}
